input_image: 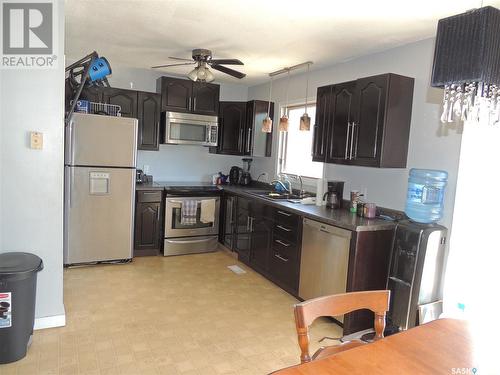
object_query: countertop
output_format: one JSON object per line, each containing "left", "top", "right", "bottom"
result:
{"left": 136, "top": 182, "right": 396, "bottom": 232}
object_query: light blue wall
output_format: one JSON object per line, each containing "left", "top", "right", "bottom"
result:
{"left": 0, "top": 0, "right": 65, "bottom": 320}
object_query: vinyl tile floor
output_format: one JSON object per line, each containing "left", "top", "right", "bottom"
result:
{"left": 0, "top": 250, "right": 342, "bottom": 375}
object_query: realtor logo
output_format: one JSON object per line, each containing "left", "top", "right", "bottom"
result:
{"left": 1, "top": 1, "right": 57, "bottom": 68}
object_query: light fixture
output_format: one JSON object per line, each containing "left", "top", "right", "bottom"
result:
{"left": 188, "top": 62, "right": 215, "bottom": 83}
{"left": 262, "top": 77, "right": 273, "bottom": 133}
{"left": 300, "top": 63, "right": 312, "bottom": 131}
{"left": 279, "top": 71, "right": 291, "bottom": 132}
{"left": 431, "top": 5, "right": 500, "bottom": 125}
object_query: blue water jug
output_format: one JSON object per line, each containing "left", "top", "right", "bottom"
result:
{"left": 405, "top": 169, "right": 448, "bottom": 223}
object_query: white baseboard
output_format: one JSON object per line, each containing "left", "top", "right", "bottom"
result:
{"left": 34, "top": 313, "right": 66, "bottom": 330}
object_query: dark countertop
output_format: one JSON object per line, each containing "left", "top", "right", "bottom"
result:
{"left": 136, "top": 182, "right": 396, "bottom": 232}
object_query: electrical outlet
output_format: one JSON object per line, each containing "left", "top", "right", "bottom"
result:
{"left": 30, "top": 131, "right": 43, "bottom": 150}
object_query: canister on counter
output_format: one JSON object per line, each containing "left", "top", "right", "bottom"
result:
{"left": 350, "top": 191, "right": 360, "bottom": 213}
{"left": 364, "top": 203, "right": 377, "bottom": 218}
{"left": 357, "top": 202, "right": 365, "bottom": 217}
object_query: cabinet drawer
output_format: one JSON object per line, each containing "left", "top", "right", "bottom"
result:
{"left": 274, "top": 208, "right": 300, "bottom": 227}
{"left": 137, "top": 190, "right": 162, "bottom": 203}
{"left": 269, "top": 248, "right": 299, "bottom": 292}
{"left": 272, "top": 235, "right": 299, "bottom": 260}
{"left": 273, "top": 222, "right": 298, "bottom": 243}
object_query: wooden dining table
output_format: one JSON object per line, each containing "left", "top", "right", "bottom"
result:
{"left": 271, "top": 319, "right": 477, "bottom": 375}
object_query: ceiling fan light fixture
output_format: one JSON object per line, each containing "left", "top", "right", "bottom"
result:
{"left": 188, "top": 67, "right": 199, "bottom": 81}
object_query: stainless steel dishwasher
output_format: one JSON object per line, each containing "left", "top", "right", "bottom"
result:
{"left": 299, "top": 218, "right": 352, "bottom": 321}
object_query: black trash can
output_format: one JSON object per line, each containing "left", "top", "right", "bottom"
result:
{"left": 0, "top": 252, "right": 43, "bottom": 364}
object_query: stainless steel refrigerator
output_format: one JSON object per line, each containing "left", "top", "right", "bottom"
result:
{"left": 64, "top": 113, "right": 137, "bottom": 265}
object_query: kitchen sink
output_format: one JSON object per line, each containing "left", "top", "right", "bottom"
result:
{"left": 248, "top": 190, "right": 308, "bottom": 200}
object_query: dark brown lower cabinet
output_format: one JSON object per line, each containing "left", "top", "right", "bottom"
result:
{"left": 222, "top": 192, "right": 395, "bottom": 335}
{"left": 343, "top": 228, "right": 395, "bottom": 335}
{"left": 134, "top": 190, "right": 163, "bottom": 256}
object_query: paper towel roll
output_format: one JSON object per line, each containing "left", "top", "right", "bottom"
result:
{"left": 316, "top": 178, "right": 325, "bottom": 206}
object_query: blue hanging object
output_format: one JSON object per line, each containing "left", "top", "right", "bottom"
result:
{"left": 88, "top": 57, "right": 112, "bottom": 82}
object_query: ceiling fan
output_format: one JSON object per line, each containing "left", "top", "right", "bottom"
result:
{"left": 152, "top": 49, "right": 246, "bottom": 83}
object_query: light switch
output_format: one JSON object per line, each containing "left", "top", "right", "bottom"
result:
{"left": 30, "top": 131, "right": 43, "bottom": 150}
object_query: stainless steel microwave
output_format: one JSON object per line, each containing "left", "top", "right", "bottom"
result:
{"left": 162, "top": 111, "right": 218, "bottom": 147}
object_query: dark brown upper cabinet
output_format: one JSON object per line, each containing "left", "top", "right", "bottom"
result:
{"left": 312, "top": 86, "right": 331, "bottom": 162}
{"left": 102, "top": 88, "right": 138, "bottom": 118}
{"left": 326, "top": 81, "right": 357, "bottom": 164}
{"left": 217, "top": 101, "right": 247, "bottom": 155}
{"left": 74, "top": 86, "right": 161, "bottom": 151}
{"left": 137, "top": 92, "right": 161, "bottom": 151}
{"left": 157, "top": 76, "right": 220, "bottom": 116}
{"left": 192, "top": 82, "right": 220, "bottom": 115}
{"left": 210, "top": 100, "right": 273, "bottom": 157}
{"left": 313, "top": 73, "right": 414, "bottom": 168}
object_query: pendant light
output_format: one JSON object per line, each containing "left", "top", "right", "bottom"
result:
{"left": 279, "top": 70, "right": 291, "bottom": 132}
{"left": 262, "top": 77, "right": 273, "bottom": 133}
{"left": 300, "top": 63, "right": 311, "bottom": 131}
{"left": 431, "top": 5, "right": 500, "bottom": 125}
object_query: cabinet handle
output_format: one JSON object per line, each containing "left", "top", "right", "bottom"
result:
{"left": 274, "top": 253, "right": 289, "bottom": 262}
{"left": 277, "top": 210, "right": 292, "bottom": 217}
{"left": 239, "top": 128, "right": 244, "bottom": 152}
{"left": 275, "top": 239, "right": 291, "bottom": 247}
{"left": 246, "top": 216, "right": 250, "bottom": 231}
{"left": 193, "top": 97, "right": 197, "bottom": 109}
{"left": 349, "top": 121, "right": 356, "bottom": 160}
{"left": 250, "top": 217, "right": 254, "bottom": 232}
{"left": 246, "top": 127, "right": 252, "bottom": 153}
{"left": 353, "top": 122, "right": 358, "bottom": 159}
{"left": 345, "top": 122, "right": 351, "bottom": 160}
{"left": 188, "top": 97, "right": 192, "bottom": 110}
{"left": 157, "top": 208, "right": 160, "bottom": 221}
{"left": 277, "top": 225, "right": 291, "bottom": 232}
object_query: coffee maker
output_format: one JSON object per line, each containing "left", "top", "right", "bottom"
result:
{"left": 323, "top": 181, "right": 344, "bottom": 209}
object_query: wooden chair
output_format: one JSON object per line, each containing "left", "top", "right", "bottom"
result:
{"left": 294, "top": 290, "right": 390, "bottom": 363}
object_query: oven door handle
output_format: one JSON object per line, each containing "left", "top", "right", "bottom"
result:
{"left": 165, "top": 238, "right": 215, "bottom": 244}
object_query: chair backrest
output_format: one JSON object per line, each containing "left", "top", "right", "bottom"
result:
{"left": 294, "top": 290, "right": 390, "bottom": 363}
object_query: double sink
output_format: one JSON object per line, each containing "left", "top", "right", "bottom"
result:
{"left": 247, "top": 190, "right": 311, "bottom": 203}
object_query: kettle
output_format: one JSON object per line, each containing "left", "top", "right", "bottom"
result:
{"left": 323, "top": 191, "right": 339, "bottom": 209}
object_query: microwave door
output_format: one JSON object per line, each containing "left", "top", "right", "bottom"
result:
{"left": 167, "top": 120, "right": 207, "bottom": 145}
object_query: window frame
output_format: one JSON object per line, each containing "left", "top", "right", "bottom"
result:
{"left": 277, "top": 102, "right": 323, "bottom": 180}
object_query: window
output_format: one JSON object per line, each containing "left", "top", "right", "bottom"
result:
{"left": 278, "top": 104, "right": 323, "bottom": 178}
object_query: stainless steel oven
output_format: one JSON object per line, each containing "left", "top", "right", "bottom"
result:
{"left": 164, "top": 195, "right": 220, "bottom": 256}
{"left": 162, "top": 111, "right": 218, "bottom": 147}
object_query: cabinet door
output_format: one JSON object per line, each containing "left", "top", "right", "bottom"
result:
{"left": 247, "top": 100, "right": 273, "bottom": 157}
{"left": 351, "top": 75, "right": 387, "bottom": 166}
{"left": 134, "top": 201, "right": 161, "bottom": 255}
{"left": 234, "top": 202, "right": 251, "bottom": 263}
{"left": 102, "top": 88, "right": 138, "bottom": 118}
{"left": 223, "top": 195, "right": 236, "bottom": 249}
{"left": 249, "top": 214, "right": 273, "bottom": 273}
{"left": 192, "top": 82, "right": 220, "bottom": 115}
{"left": 160, "top": 77, "right": 193, "bottom": 112}
{"left": 326, "top": 81, "right": 357, "bottom": 164}
{"left": 312, "top": 86, "right": 331, "bottom": 162}
{"left": 137, "top": 92, "right": 161, "bottom": 151}
{"left": 218, "top": 102, "right": 246, "bottom": 155}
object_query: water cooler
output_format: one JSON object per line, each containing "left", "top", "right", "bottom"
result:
{"left": 386, "top": 220, "right": 447, "bottom": 331}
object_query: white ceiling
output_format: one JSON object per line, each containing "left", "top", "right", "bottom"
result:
{"left": 65, "top": 0, "right": 500, "bottom": 85}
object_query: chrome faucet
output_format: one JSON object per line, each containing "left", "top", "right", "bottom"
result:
{"left": 279, "top": 173, "right": 306, "bottom": 197}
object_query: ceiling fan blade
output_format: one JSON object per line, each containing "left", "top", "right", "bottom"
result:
{"left": 151, "top": 62, "right": 196, "bottom": 69}
{"left": 209, "top": 58, "right": 243, "bottom": 65}
{"left": 211, "top": 64, "right": 246, "bottom": 79}
{"left": 168, "top": 56, "right": 193, "bottom": 61}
